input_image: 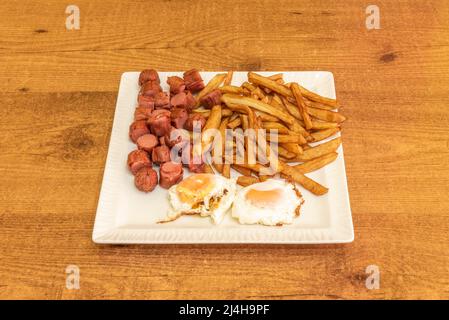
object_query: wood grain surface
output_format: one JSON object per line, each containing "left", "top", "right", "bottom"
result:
{"left": 1, "top": 0, "right": 449, "bottom": 300}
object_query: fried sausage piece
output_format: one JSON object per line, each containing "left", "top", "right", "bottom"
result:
{"left": 134, "top": 167, "right": 158, "bottom": 192}
{"left": 184, "top": 91, "right": 196, "bottom": 112}
{"left": 136, "top": 134, "right": 159, "bottom": 152}
{"left": 200, "top": 89, "right": 222, "bottom": 108}
{"left": 127, "top": 149, "right": 152, "bottom": 175}
{"left": 139, "top": 69, "right": 160, "bottom": 86}
{"left": 129, "top": 120, "right": 150, "bottom": 143}
{"left": 183, "top": 69, "right": 205, "bottom": 93}
{"left": 154, "top": 92, "right": 170, "bottom": 110}
{"left": 164, "top": 127, "right": 190, "bottom": 149}
{"left": 152, "top": 145, "right": 171, "bottom": 165}
{"left": 147, "top": 109, "right": 171, "bottom": 137}
{"left": 170, "top": 91, "right": 196, "bottom": 112}
{"left": 188, "top": 155, "right": 206, "bottom": 173}
{"left": 140, "top": 81, "right": 162, "bottom": 97}
{"left": 137, "top": 95, "right": 155, "bottom": 109}
{"left": 159, "top": 161, "right": 184, "bottom": 189}
{"left": 134, "top": 106, "right": 153, "bottom": 121}
{"left": 167, "top": 76, "right": 185, "bottom": 95}
{"left": 170, "top": 108, "right": 188, "bottom": 129}
{"left": 184, "top": 113, "right": 206, "bottom": 131}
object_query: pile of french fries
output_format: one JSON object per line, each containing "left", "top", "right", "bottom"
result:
{"left": 191, "top": 71, "right": 345, "bottom": 196}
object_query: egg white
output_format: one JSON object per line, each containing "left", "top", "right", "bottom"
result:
{"left": 232, "top": 179, "right": 304, "bottom": 226}
{"left": 165, "top": 174, "right": 237, "bottom": 224}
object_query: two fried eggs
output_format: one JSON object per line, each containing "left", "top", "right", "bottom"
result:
{"left": 162, "top": 174, "right": 304, "bottom": 226}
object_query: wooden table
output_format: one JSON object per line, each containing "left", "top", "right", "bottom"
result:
{"left": 1, "top": 0, "right": 448, "bottom": 300}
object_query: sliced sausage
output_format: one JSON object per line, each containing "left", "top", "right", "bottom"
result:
{"left": 136, "top": 134, "right": 159, "bottom": 152}
{"left": 184, "top": 91, "right": 196, "bottom": 112}
{"left": 154, "top": 91, "right": 170, "bottom": 109}
{"left": 134, "top": 167, "right": 158, "bottom": 192}
{"left": 129, "top": 120, "right": 150, "bottom": 143}
{"left": 127, "top": 149, "right": 152, "bottom": 175}
{"left": 180, "top": 144, "right": 205, "bottom": 173}
{"left": 184, "top": 113, "right": 206, "bottom": 131}
{"left": 183, "top": 69, "right": 205, "bottom": 93}
{"left": 134, "top": 106, "right": 153, "bottom": 121}
{"left": 188, "top": 156, "right": 206, "bottom": 173}
{"left": 170, "top": 92, "right": 187, "bottom": 109}
{"left": 200, "top": 89, "right": 222, "bottom": 108}
{"left": 167, "top": 76, "right": 185, "bottom": 95}
{"left": 170, "top": 108, "right": 188, "bottom": 129}
{"left": 137, "top": 94, "right": 155, "bottom": 109}
{"left": 139, "top": 69, "right": 160, "bottom": 86}
{"left": 165, "top": 127, "right": 190, "bottom": 149}
{"left": 159, "top": 161, "right": 184, "bottom": 189}
{"left": 140, "top": 81, "right": 162, "bottom": 97}
{"left": 151, "top": 145, "right": 171, "bottom": 165}
{"left": 148, "top": 109, "right": 171, "bottom": 137}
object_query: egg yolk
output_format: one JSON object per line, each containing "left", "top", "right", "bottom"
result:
{"left": 177, "top": 174, "right": 216, "bottom": 205}
{"left": 245, "top": 188, "right": 283, "bottom": 208}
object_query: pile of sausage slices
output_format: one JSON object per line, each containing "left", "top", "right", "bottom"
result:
{"left": 127, "top": 69, "right": 216, "bottom": 192}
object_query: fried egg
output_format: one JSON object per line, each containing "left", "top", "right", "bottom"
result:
{"left": 232, "top": 179, "right": 304, "bottom": 226}
{"left": 163, "top": 173, "right": 237, "bottom": 224}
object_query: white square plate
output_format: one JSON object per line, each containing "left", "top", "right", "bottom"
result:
{"left": 92, "top": 72, "right": 354, "bottom": 244}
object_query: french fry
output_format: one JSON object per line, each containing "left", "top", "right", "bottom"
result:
{"left": 272, "top": 93, "right": 284, "bottom": 106}
{"left": 268, "top": 73, "right": 284, "bottom": 81}
{"left": 239, "top": 163, "right": 265, "bottom": 173}
{"left": 259, "top": 175, "right": 275, "bottom": 182}
{"left": 202, "top": 105, "right": 222, "bottom": 147}
{"left": 269, "top": 94, "right": 287, "bottom": 112}
{"left": 229, "top": 112, "right": 239, "bottom": 122}
{"left": 262, "top": 121, "right": 290, "bottom": 134}
{"left": 280, "top": 142, "right": 304, "bottom": 155}
{"left": 196, "top": 73, "right": 227, "bottom": 106}
{"left": 222, "top": 164, "right": 231, "bottom": 178}
{"left": 292, "top": 137, "right": 341, "bottom": 161}
{"left": 242, "top": 82, "right": 256, "bottom": 92}
{"left": 292, "top": 152, "right": 338, "bottom": 174}
{"left": 224, "top": 71, "right": 234, "bottom": 86}
{"left": 224, "top": 104, "right": 255, "bottom": 128}
{"left": 220, "top": 85, "right": 243, "bottom": 95}
{"left": 311, "top": 120, "right": 339, "bottom": 130}
{"left": 203, "top": 105, "right": 222, "bottom": 132}
{"left": 232, "top": 164, "right": 253, "bottom": 176}
{"left": 281, "top": 96, "right": 302, "bottom": 120}
{"left": 279, "top": 161, "right": 328, "bottom": 196}
{"left": 204, "top": 163, "right": 215, "bottom": 174}
{"left": 276, "top": 145, "right": 296, "bottom": 159}
{"left": 248, "top": 72, "right": 292, "bottom": 97}
{"left": 296, "top": 84, "right": 340, "bottom": 108}
{"left": 237, "top": 176, "right": 259, "bottom": 187}
{"left": 291, "top": 83, "right": 313, "bottom": 130}
{"left": 267, "top": 134, "right": 307, "bottom": 145}
{"left": 240, "top": 114, "right": 249, "bottom": 130}
{"left": 307, "top": 107, "right": 346, "bottom": 123}
{"left": 222, "top": 94, "right": 295, "bottom": 125}
{"left": 254, "top": 111, "right": 279, "bottom": 122}
{"left": 227, "top": 117, "right": 242, "bottom": 129}
{"left": 193, "top": 108, "right": 233, "bottom": 118}
{"left": 213, "top": 117, "right": 230, "bottom": 173}
{"left": 249, "top": 72, "right": 340, "bottom": 108}
{"left": 242, "top": 88, "right": 251, "bottom": 96}
{"left": 251, "top": 87, "right": 266, "bottom": 100}
{"left": 261, "top": 95, "right": 270, "bottom": 104}
{"left": 310, "top": 128, "right": 340, "bottom": 142}
{"left": 306, "top": 98, "right": 339, "bottom": 111}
